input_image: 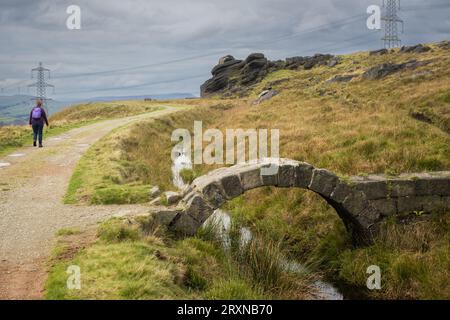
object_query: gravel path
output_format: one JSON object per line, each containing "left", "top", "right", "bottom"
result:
{"left": 0, "top": 106, "right": 181, "bottom": 299}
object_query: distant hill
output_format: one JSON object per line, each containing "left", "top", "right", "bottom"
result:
{"left": 0, "top": 95, "right": 70, "bottom": 126}
{"left": 0, "top": 93, "right": 196, "bottom": 126}
{"left": 76, "top": 93, "right": 197, "bottom": 103}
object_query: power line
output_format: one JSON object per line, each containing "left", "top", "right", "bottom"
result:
{"left": 54, "top": 51, "right": 227, "bottom": 79}
{"left": 54, "top": 14, "right": 366, "bottom": 80}
{"left": 58, "top": 73, "right": 208, "bottom": 95}
{"left": 0, "top": 11, "right": 397, "bottom": 92}
{"left": 2, "top": 3, "right": 449, "bottom": 96}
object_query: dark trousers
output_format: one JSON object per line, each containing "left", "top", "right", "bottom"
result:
{"left": 32, "top": 123, "right": 44, "bottom": 144}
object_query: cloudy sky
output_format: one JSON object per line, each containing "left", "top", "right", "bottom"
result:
{"left": 0, "top": 0, "right": 449, "bottom": 100}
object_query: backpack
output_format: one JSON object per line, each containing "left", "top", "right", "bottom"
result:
{"left": 32, "top": 107, "right": 42, "bottom": 119}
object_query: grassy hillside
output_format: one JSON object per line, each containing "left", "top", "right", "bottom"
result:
{"left": 59, "top": 42, "right": 450, "bottom": 299}
{"left": 0, "top": 95, "right": 68, "bottom": 126}
{"left": 0, "top": 100, "right": 170, "bottom": 157}
{"left": 49, "top": 100, "right": 169, "bottom": 125}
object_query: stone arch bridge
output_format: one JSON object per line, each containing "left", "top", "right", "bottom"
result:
{"left": 153, "top": 159, "right": 450, "bottom": 245}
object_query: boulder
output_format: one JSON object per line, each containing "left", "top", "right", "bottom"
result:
{"left": 200, "top": 53, "right": 270, "bottom": 97}
{"left": 362, "top": 62, "right": 404, "bottom": 80}
{"left": 252, "top": 89, "right": 279, "bottom": 105}
{"left": 327, "top": 58, "right": 340, "bottom": 67}
{"left": 400, "top": 44, "right": 431, "bottom": 54}
{"left": 362, "top": 60, "right": 432, "bottom": 80}
{"left": 245, "top": 53, "right": 266, "bottom": 63}
{"left": 369, "top": 48, "right": 388, "bottom": 56}
{"left": 240, "top": 53, "right": 270, "bottom": 85}
{"left": 218, "top": 55, "right": 235, "bottom": 65}
{"left": 149, "top": 207, "right": 181, "bottom": 226}
{"left": 325, "top": 74, "right": 356, "bottom": 84}
{"left": 285, "top": 54, "right": 335, "bottom": 70}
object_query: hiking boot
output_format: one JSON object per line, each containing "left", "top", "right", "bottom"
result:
{"left": 39, "top": 144, "right": 43, "bottom": 148}
{"left": 33, "top": 141, "right": 37, "bottom": 147}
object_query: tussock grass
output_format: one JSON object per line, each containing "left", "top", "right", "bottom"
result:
{"left": 322, "top": 213, "right": 450, "bottom": 299}
{"left": 55, "top": 228, "right": 81, "bottom": 237}
{"left": 64, "top": 124, "right": 154, "bottom": 204}
{"left": 45, "top": 216, "right": 313, "bottom": 300}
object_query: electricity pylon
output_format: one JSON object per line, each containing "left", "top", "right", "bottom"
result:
{"left": 382, "top": 0, "right": 404, "bottom": 48}
{"left": 28, "top": 62, "right": 54, "bottom": 105}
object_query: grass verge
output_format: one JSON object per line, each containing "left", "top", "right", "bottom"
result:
{"left": 45, "top": 216, "right": 315, "bottom": 300}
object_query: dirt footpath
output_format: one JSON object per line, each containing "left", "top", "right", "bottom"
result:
{"left": 0, "top": 106, "right": 182, "bottom": 299}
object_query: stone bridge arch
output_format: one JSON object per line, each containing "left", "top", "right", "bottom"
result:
{"left": 155, "top": 158, "right": 450, "bottom": 246}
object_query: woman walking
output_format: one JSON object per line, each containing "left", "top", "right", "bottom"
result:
{"left": 29, "top": 99, "right": 49, "bottom": 148}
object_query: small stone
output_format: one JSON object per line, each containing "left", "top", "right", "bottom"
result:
{"left": 327, "top": 59, "right": 339, "bottom": 67}
{"left": 149, "top": 197, "right": 161, "bottom": 206}
{"left": 170, "top": 213, "right": 200, "bottom": 236}
{"left": 164, "top": 191, "right": 182, "bottom": 205}
{"left": 220, "top": 174, "right": 243, "bottom": 199}
{"left": 150, "top": 208, "right": 180, "bottom": 226}
{"left": 239, "top": 167, "right": 263, "bottom": 191}
{"left": 260, "top": 160, "right": 279, "bottom": 186}
{"left": 277, "top": 160, "right": 300, "bottom": 187}
{"left": 308, "top": 169, "right": 339, "bottom": 197}
{"left": 354, "top": 181, "right": 388, "bottom": 200}
{"left": 185, "top": 194, "right": 214, "bottom": 224}
{"left": 201, "top": 181, "right": 227, "bottom": 208}
{"left": 149, "top": 186, "right": 161, "bottom": 198}
{"left": 294, "top": 163, "right": 314, "bottom": 188}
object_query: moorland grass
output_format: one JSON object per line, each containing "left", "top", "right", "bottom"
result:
{"left": 45, "top": 216, "right": 314, "bottom": 300}
{"left": 59, "top": 43, "right": 450, "bottom": 298}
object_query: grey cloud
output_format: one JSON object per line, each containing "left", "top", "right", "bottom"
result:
{"left": 0, "top": 0, "right": 449, "bottom": 100}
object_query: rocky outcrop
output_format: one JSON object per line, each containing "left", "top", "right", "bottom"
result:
{"left": 436, "top": 41, "right": 450, "bottom": 49}
{"left": 200, "top": 53, "right": 337, "bottom": 97}
{"left": 400, "top": 44, "right": 431, "bottom": 54}
{"left": 362, "top": 59, "right": 433, "bottom": 80}
{"left": 369, "top": 48, "right": 388, "bottom": 56}
{"left": 285, "top": 54, "right": 336, "bottom": 70}
{"left": 200, "top": 53, "right": 273, "bottom": 97}
{"left": 325, "top": 74, "right": 356, "bottom": 84}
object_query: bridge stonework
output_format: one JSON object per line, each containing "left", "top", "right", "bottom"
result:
{"left": 153, "top": 159, "right": 450, "bottom": 245}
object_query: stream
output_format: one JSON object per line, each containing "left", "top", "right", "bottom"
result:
{"left": 171, "top": 151, "right": 343, "bottom": 300}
